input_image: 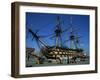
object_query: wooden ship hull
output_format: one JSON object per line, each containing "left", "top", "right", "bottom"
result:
{"left": 41, "top": 46, "right": 86, "bottom": 64}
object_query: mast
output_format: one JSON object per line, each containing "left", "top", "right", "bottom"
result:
{"left": 55, "top": 16, "right": 62, "bottom": 47}
{"left": 69, "top": 16, "right": 77, "bottom": 49}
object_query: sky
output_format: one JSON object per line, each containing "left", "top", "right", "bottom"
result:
{"left": 26, "top": 12, "right": 89, "bottom": 55}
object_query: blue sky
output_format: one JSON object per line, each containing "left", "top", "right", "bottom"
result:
{"left": 26, "top": 12, "right": 89, "bottom": 55}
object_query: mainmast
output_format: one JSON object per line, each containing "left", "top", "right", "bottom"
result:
{"left": 69, "top": 16, "right": 82, "bottom": 50}
{"left": 69, "top": 16, "right": 76, "bottom": 49}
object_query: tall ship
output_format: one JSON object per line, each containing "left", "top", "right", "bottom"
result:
{"left": 26, "top": 16, "right": 89, "bottom": 66}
